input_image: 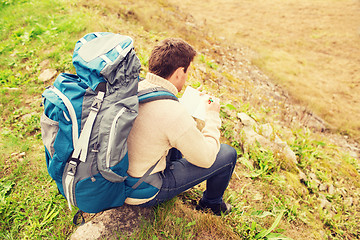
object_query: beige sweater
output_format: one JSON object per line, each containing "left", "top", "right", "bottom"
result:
{"left": 125, "top": 73, "right": 221, "bottom": 205}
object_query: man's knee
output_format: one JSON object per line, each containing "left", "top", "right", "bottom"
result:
{"left": 219, "top": 144, "right": 238, "bottom": 165}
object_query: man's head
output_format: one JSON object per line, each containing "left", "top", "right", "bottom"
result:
{"left": 149, "top": 38, "right": 196, "bottom": 91}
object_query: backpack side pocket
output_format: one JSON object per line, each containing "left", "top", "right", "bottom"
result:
{"left": 40, "top": 113, "right": 59, "bottom": 158}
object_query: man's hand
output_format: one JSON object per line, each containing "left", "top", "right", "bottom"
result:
{"left": 197, "top": 86, "right": 220, "bottom": 114}
{"left": 206, "top": 96, "right": 220, "bottom": 113}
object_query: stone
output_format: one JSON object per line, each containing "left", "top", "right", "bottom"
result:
{"left": 282, "top": 145, "right": 297, "bottom": 164}
{"left": 241, "top": 127, "right": 269, "bottom": 149}
{"left": 253, "top": 192, "right": 263, "bottom": 201}
{"left": 344, "top": 197, "right": 353, "bottom": 207}
{"left": 70, "top": 205, "right": 152, "bottom": 240}
{"left": 299, "top": 171, "right": 307, "bottom": 181}
{"left": 274, "top": 135, "right": 287, "bottom": 148}
{"left": 319, "top": 183, "right": 328, "bottom": 192}
{"left": 238, "top": 112, "right": 298, "bottom": 169}
{"left": 259, "top": 123, "right": 273, "bottom": 138}
{"left": 21, "top": 113, "right": 34, "bottom": 121}
{"left": 273, "top": 135, "right": 298, "bottom": 166}
{"left": 305, "top": 114, "right": 327, "bottom": 132}
{"left": 71, "top": 221, "right": 104, "bottom": 240}
{"left": 39, "top": 59, "right": 50, "bottom": 68}
{"left": 328, "top": 184, "right": 335, "bottom": 195}
{"left": 237, "top": 112, "right": 257, "bottom": 128}
{"left": 319, "top": 194, "right": 331, "bottom": 210}
{"left": 38, "top": 69, "right": 57, "bottom": 82}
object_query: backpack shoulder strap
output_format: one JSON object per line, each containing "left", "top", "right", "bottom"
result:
{"left": 130, "top": 87, "right": 177, "bottom": 190}
{"left": 138, "top": 87, "right": 178, "bottom": 103}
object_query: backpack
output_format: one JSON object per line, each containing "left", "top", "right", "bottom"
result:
{"left": 40, "top": 32, "right": 178, "bottom": 213}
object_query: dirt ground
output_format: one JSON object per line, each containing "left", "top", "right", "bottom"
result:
{"left": 169, "top": 0, "right": 360, "bottom": 139}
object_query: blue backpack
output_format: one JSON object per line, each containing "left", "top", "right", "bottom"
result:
{"left": 40, "top": 32, "right": 177, "bottom": 213}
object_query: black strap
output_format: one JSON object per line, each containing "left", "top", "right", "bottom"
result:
{"left": 95, "top": 82, "right": 106, "bottom": 93}
{"left": 72, "top": 210, "right": 85, "bottom": 226}
{"left": 131, "top": 158, "right": 161, "bottom": 190}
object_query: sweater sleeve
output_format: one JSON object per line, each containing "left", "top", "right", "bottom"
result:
{"left": 167, "top": 105, "right": 221, "bottom": 168}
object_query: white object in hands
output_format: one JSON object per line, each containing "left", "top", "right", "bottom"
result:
{"left": 179, "top": 86, "right": 209, "bottom": 121}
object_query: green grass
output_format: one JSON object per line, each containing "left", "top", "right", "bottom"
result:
{"left": 0, "top": 0, "right": 87, "bottom": 238}
{"left": 0, "top": 0, "right": 359, "bottom": 239}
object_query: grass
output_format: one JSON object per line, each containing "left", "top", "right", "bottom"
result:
{"left": 0, "top": 0, "right": 359, "bottom": 239}
{"left": 0, "top": 0, "right": 89, "bottom": 238}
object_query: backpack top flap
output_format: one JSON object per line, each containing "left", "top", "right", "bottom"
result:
{"left": 72, "top": 32, "right": 141, "bottom": 94}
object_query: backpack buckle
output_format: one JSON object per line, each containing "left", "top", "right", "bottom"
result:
{"left": 68, "top": 160, "right": 78, "bottom": 176}
{"left": 90, "top": 102, "right": 100, "bottom": 112}
{"left": 90, "top": 92, "right": 105, "bottom": 112}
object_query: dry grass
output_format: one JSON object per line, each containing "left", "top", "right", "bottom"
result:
{"left": 169, "top": 0, "right": 360, "bottom": 139}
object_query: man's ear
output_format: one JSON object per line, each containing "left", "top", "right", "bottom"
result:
{"left": 168, "top": 67, "right": 185, "bottom": 91}
{"left": 169, "top": 67, "right": 183, "bottom": 81}
{"left": 174, "top": 67, "right": 184, "bottom": 79}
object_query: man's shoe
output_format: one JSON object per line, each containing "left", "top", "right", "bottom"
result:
{"left": 196, "top": 199, "right": 232, "bottom": 216}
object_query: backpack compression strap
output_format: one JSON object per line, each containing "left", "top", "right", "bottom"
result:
{"left": 65, "top": 89, "right": 105, "bottom": 210}
{"left": 72, "top": 91, "right": 105, "bottom": 162}
{"left": 138, "top": 87, "right": 178, "bottom": 103}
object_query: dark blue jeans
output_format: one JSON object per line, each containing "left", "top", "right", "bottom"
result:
{"left": 139, "top": 144, "right": 237, "bottom": 207}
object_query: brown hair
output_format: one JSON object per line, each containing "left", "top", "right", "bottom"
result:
{"left": 149, "top": 38, "right": 197, "bottom": 79}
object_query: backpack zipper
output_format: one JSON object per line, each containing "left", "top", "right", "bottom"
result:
{"left": 48, "top": 86, "right": 80, "bottom": 210}
{"left": 106, "top": 107, "right": 126, "bottom": 168}
{"left": 49, "top": 86, "right": 79, "bottom": 148}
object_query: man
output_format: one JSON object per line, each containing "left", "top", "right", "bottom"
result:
{"left": 126, "top": 38, "right": 237, "bottom": 215}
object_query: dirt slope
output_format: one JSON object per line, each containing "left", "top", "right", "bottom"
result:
{"left": 169, "top": 0, "right": 360, "bottom": 139}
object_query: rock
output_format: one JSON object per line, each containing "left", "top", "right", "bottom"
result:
{"left": 305, "top": 114, "right": 327, "bottom": 132}
{"left": 70, "top": 205, "right": 152, "bottom": 240}
{"left": 319, "top": 183, "right": 328, "bottom": 192}
{"left": 241, "top": 126, "right": 269, "bottom": 149}
{"left": 299, "top": 171, "right": 307, "bottom": 180}
{"left": 38, "top": 69, "right": 57, "bottom": 82}
{"left": 344, "top": 197, "right": 353, "bottom": 207}
{"left": 283, "top": 145, "right": 297, "bottom": 164}
{"left": 253, "top": 192, "right": 263, "bottom": 201}
{"left": 328, "top": 184, "right": 335, "bottom": 195}
{"left": 274, "top": 135, "right": 297, "bottom": 165}
{"left": 319, "top": 194, "right": 331, "bottom": 210}
{"left": 308, "top": 172, "right": 321, "bottom": 186}
{"left": 198, "top": 66, "right": 206, "bottom": 73}
{"left": 39, "top": 59, "right": 50, "bottom": 68}
{"left": 11, "top": 152, "right": 26, "bottom": 163}
{"left": 237, "top": 112, "right": 257, "bottom": 128}
{"left": 238, "top": 112, "right": 298, "bottom": 170}
{"left": 259, "top": 123, "right": 273, "bottom": 138}
{"left": 72, "top": 221, "right": 105, "bottom": 240}
{"left": 274, "top": 135, "right": 287, "bottom": 148}
{"left": 21, "top": 113, "right": 34, "bottom": 121}
{"left": 3, "top": 87, "right": 19, "bottom": 91}
{"left": 11, "top": 152, "right": 26, "bottom": 158}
